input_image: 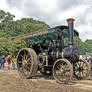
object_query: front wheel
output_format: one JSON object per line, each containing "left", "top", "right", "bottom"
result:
{"left": 53, "top": 59, "right": 73, "bottom": 84}
{"left": 17, "top": 48, "right": 38, "bottom": 79}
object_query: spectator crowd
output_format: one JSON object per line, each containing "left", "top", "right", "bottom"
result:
{"left": 0, "top": 55, "right": 15, "bottom": 70}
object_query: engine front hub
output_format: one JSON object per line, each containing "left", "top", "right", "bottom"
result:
{"left": 22, "top": 60, "right": 27, "bottom": 66}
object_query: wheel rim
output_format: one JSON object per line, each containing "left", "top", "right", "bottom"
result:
{"left": 53, "top": 59, "right": 72, "bottom": 83}
{"left": 74, "top": 59, "right": 89, "bottom": 79}
{"left": 17, "top": 49, "right": 32, "bottom": 78}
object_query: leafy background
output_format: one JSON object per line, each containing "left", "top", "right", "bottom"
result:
{"left": 0, "top": 10, "right": 91, "bottom": 57}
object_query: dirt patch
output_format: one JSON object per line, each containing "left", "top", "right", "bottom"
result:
{"left": 0, "top": 64, "right": 92, "bottom": 92}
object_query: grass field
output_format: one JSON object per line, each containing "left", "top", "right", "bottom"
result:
{"left": 0, "top": 74, "right": 3, "bottom": 78}
{"left": 12, "top": 58, "right": 17, "bottom": 63}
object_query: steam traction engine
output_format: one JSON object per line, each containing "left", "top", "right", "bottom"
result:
{"left": 15, "top": 18, "right": 90, "bottom": 83}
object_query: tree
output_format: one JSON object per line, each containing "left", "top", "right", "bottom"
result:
{"left": 0, "top": 10, "right": 50, "bottom": 56}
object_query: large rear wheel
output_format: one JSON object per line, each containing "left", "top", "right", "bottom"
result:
{"left": 17, "top": 48, "right": 38, "bottom": 79}
{"left": 53, "top": 59, "right": 73, "bottom": 84}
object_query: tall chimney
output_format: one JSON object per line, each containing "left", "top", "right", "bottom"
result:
{"left": 67, "top": 18, "right": 75, "bottom": 47}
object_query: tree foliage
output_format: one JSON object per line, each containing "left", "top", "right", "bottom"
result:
{"left": 0, "top": 10, "right": 49, "bottom": 56}
{"left": 0, "top": 10, "right": 91, "bottom": 56}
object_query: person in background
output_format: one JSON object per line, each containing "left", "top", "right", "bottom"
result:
{"left": 12, "top": 60, "right": 15, "bottom": 70}
{"left": 7, "top": 55, "right": 13, "bottom": 69}
{"left": 0, "top": 55, "right": 6, "bottom": 70}
{"left": 0, "top": 56, "right": 1, "bottom": 69}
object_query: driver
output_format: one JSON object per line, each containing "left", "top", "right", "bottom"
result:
{"left": 56, "top": 33, "right": 64, "bottom": 51}
{"left": 56, "top": 33, "right": 61, "bottom": 48}
{"left": 36, "top": 43, "right": 43, "bottom": 54}
{"left": 33, "top": 43, "right": 43, "bottom": 55}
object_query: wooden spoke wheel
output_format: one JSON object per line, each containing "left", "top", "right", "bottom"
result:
{"left": 53, "top": 59, "right": 73, "bottom": 84}
{"left": 17, "top": 48, "right": 38, "bottom": 79}
{"left": 74, "top": 59, "right": 90, "bottom": 79}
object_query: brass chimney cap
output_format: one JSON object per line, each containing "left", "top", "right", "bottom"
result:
{"left": 67, "top": 18, "right": 75, "bottom": 23}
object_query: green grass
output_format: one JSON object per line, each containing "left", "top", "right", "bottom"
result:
{"left": 0, "top": 74, "right": 3, "bottom": 78}
{"left": 12, "top": 58, "right": 17, "bottom": 63}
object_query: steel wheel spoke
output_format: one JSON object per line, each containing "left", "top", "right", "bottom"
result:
{"left": 18, "top": 61, "right": 22, "bottom": 64}
{"left": 27, "top": 62, "right": 31, "bottom": 65}
{"left": 23, "top": 51, "right": 26, "bottom": 59}
{"left": 26, "top": 66, "right": 31, "bottom": 71}
{"left": 25, "top": 53, "right": 29, "bottom": 60}
{"left": 56, "top": 65, "right": 60, "bottom": 70}
{"left": 27, "top": 58, "right": 31, "bottom": 62}
{"left": 20, "top": 54, "right": 25, "bottom": 60}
